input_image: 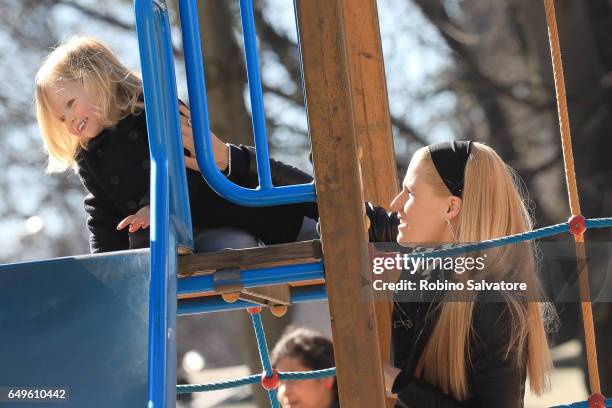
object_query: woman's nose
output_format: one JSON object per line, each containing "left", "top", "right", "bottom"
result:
{"left": 390, "top": 192, "right": 403, "bottom": 212}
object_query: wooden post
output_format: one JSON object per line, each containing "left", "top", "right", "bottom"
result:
{"left": 296, "top": 1, "right": 387, "bottom": 406}
{"left": 340, "top": 2, "right": 399, "bottom": 406}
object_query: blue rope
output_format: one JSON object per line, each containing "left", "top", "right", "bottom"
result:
{"left": 267, "top": 389, "right": 280, "bottom": 408}
{"left": 177, "top": 374, "right": 260, "bottom": 393}
{"left": 249, "top": 310, "right": 280, "bottom": 408}
{"left": 176, "top": 368, "right": 337, "bottom": 394}
{"left": 586, "top": 217, "right": 612, "bottom": 229}
{"left": 250, "top": 311, "right": 274, "bottom": 377}
{"left": 279, "top": 367, "right": 336, "bottom": 380}
{"left": 406, "top": 217, "right": 612, "bottom": 260}
{"left": 552, "top": 398, "right": 612, "bottom": 407}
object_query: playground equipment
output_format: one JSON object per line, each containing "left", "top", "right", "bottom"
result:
{"left": 1, "top": 0, "right": 611, "bottom": 407}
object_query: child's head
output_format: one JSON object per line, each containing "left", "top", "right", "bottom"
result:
{"left": 35, "top": 36, "right": 143, "bottom": 172}
{"left": 271, "top": 327, "right": 337, "bottom": 408}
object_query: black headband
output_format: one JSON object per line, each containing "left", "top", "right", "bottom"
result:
{"left": 428, "top": 141, "right": 472, "bottom": 197}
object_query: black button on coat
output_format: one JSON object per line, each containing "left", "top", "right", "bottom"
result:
{"left": 76, "top": 111, "right": 315, "bottom": 253}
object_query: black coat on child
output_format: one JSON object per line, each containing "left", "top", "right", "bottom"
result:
{"left": 75, "top": 110, "right": 317, "bottom": 253}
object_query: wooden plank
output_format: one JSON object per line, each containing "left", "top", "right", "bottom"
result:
{"left": 296, "top": 1, "right": 387, "bottom": 406}
{"left": 177, "top": 240, "right": 322, "bottom": 276}
{"left": 341, "top": 2, "right": 399, "bottom": 405}
{"left": 241, "top": 285, "right": 291, "bottom": 305}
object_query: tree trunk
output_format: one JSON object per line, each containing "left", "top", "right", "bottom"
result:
{"left": 197, "top": 1, "right": 253, "bottom": 146}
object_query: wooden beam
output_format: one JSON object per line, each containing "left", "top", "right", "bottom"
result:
{"left": 341, "top": 2, "right": 399, "bottom": 405}
{"left": 296, "top": 1, "right": 387, "bottom": 406}
{"left": 177, "top": 240, "right": 322, "bottom": 276}
{"left": 177, "top": 241, "right": 323, "bottom": 308}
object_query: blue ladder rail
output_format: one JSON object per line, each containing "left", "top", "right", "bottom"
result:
{"left": 135, "top": 1, "right": 190, "bottom": 407}
{"left": 179, "top": 0, "right": 316, "bottom": 206}
{"left": 134, "top": 0, "right": 317, "bottom": 407}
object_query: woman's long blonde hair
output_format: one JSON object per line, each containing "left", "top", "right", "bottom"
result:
{"left": 412, "top": 142, "right": 555, "bottom": 400}
{"left": 35, "top": 36, "right": 144, "bottom": 173}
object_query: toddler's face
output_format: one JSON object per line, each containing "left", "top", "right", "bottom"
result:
{"left": 46, "top": 80, "right": 103, "bottom": 142}
{"left": 275, "top": 356, "right": 335, "bottom": 408}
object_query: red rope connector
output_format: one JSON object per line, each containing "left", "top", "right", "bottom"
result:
{"left": 247, "top": 306, "right": 262, "bottom": 315}
{"left": 588, "top": 393, "right": 605, "bottom": 408}
{"left": 568, "top": 214, "right": 586, "bottom": 236}
{"left": 260, "top": 368, "right": 280, "bottom": 390}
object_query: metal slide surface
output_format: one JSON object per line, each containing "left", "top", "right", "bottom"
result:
{"left": 0, "top": 249, "right": 150, "bottom": 407}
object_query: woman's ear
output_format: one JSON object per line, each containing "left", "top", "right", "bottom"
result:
{"left": 446, "top": 196, "right": 462, "bottom": 220}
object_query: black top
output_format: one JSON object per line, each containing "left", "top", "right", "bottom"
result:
{"left": 365, "top": 206, "right": 527, "bottom": 408}
{"left": 75, "top": 111, "right": 316, "bottom": 253}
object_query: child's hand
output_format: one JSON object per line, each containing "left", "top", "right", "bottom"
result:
{"left": 178, "top": 103, "right": 229, "bottom": 172}
{"left": 117, "top": 205, "right": 150, "bottom": 233}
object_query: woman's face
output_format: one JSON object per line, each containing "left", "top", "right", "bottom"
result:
{"left": 46, "top": 80, "right": 103, "bottom": 141}
{"left": 275, "top": 356, "right": 335, "bottom": 408}
{"left": 390, "top": 157, "right": 459, "bottom": 246}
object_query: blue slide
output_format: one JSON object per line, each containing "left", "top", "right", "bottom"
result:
{"left": 0, "top": 249, "right": 150, "bottom": 407}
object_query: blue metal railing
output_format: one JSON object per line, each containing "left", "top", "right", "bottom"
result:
{"left": 135, "top": 1, "right": 193, "bottom": 407}
{"left": 178, "top": 0, "right": 316, "bottom": 206}
{"left": 178, "top": 284, "right": 328, "bottom": 316}
{"left": 177, "top": 261, "right": 324, "bottom": 297}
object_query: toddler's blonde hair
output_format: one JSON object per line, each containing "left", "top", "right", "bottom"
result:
{"left": 35, "top": 36, "right": 143, "bottom": 172}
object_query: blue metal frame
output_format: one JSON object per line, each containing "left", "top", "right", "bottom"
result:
{"left": 178, "top": 285, "right": 328, "bottom": 315}
{"left": 177, "top": 261, "right": 324, "bottom": 296}
{"left": 178, "top": 0, "right": 316, "bottom": 206}
{"left": 135, "top": 1, "right": 194, "bottom": 407}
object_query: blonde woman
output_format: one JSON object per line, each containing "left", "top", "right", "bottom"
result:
{"left": 34, "top": 36, "right": 316, "bottom": 253}
{"left": 366, "top": 141, "right": 556, "bottom": 407}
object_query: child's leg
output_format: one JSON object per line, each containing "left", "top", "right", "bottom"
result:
{"left": 193, "top": 227, "right": 262, "bottom": 253}
{"left": 295, "top": 216, "right": 320, "bottom": 241}
{"left": 129, "top": 220, "right": 312, "bottom": 252}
